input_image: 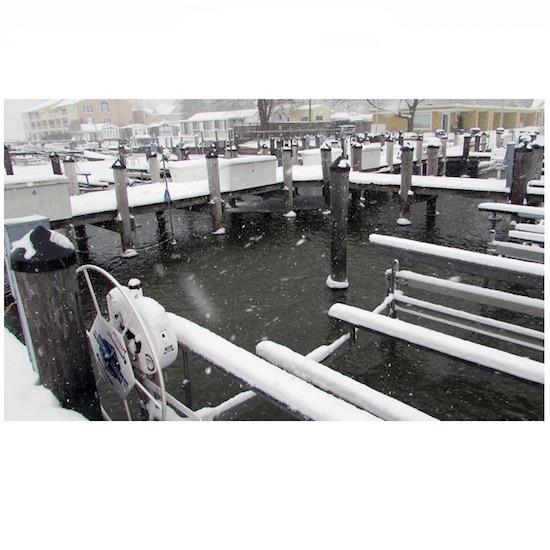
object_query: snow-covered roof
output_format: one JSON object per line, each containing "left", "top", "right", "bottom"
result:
{"left": 294, "top": 104, "right": 327, "bottom": 111}
{"left": 21, "top": 99, "right": 62, "bottom": 113}
{"left": 416, "top": 102, "right": 542, "bottom": 112}
{"left": 148, "top": 119, "right": 180, "bottom": 128}
{"left": 186, "top": 109, "right": 258, "bottom": 122}
{"left": 530, "top": 99, "right": 544, "bottom": 110}
{"left": 80, "top": 123, "right": 106, "bottom": 132}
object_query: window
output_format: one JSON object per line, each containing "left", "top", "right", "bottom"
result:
{"left": 301, "top": 116, "right": 308, "bottom": 122}
{"left": 413, "top": 112, "right": 432, "bottom": 131}
{"left": 83, "top": 104, "right": 94, "bottom": 113}
{"left": 104, "top": 117, "right": 111, "bottom": 123}
{"left": 315, "top": 115, "right": 323, "bottom": 121}
{"left": 100, "top": 101, "right": 110, "bottom": 113}
{"left": 193, "top": 122, "right": 199, "bottom": 130}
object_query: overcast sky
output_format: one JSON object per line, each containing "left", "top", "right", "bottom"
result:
{"left": 4, "top": 99, "right": 42, "bottom": 139}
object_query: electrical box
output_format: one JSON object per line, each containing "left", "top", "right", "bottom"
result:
{"left": 4, "top": 175, "right": 72, "bottom": 221}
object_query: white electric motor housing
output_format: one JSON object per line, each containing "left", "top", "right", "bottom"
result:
{"left": 107, "top": 280, "right": 178, "bottom": 375}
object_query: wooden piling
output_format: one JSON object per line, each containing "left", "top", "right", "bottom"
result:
{"left": 398, "top": 131, "right": 404, "bottom": 147}
{"left": 386, "top": 137, "right": 394, "bottom": 172}
{"left": 9, "top": 225, "right": 102, "bottom": 419}
{"left": 327, "top": 157, "right": 350, "bottom": 289}
{"left": 74, "top": 224, "right": 89, "bottom": 254}
{"left": 50, "top": 152, "right": 62, "bottom": 175}
{"left": 426, "top": 143, "right": 439, "bottom": 176}
{"left": 510, "top": 142, "right": 533, "bottom": 205}
{"left": 415, "top": 135, "right": 423, "bottom": 175}
{"left": 351, "top": 142, "right": 362, "bottom": 171}
{"left": 63, "top": 156, "right": 79, "bottom": 195}
{"left": 206, "top": 150, "right": 225, "bottom": 234}
{"left": 474, "top": 134, "right": 481, "bottom": 152}
{"left": 148, "top": 152, "right": 161, "bottom": 182}
{"left": 440, "top": 135, "right": 448, "bottom": 176}
{"left": 112, "top": 159, "right": 137, "bottom": 257}
{"left": 531, "top": 143, "right": 544, "bottom": 182}
{"left": 321, "top": 142, "right": 332, "bottom": 207}
{"left": 282, "top": 145, "right": 295, "bottom": 217}
{"left": 118, "top": 144, "right": 127, "bottom": 165}
{"left": 4, "top": 144, "right": 14, "bottom": 175}
{"left": 398, "top": 144, "right": 413, "bottom": 226}
{"left": 496, "top": 128, "right": 504, "bottom": 149}
{"left": 291, "top": 139, "right": 299, "bottom": 166}
{"left": 480, "top": 132, "right": 488, "bottom": 152}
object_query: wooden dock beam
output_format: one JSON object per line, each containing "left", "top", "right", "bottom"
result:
{"left": 327, "top": 157, "right": 350, "bottom": 289}
{"left": 112, "top": 159, "right": 137, "bottom": 257}
{"left": 321, "top": 141, "right": 332, "bottom": 207}
{"left": 510, "top": 142, "right": 533, "bottom": 206}
{"left": 9, "top": 226, "right": 102, "bottom": 419}
{"left": 206, "top": 150, "right": 226, "bottom": 234}
{"left": 397, "top": 144, "right": 413, "bottom": 226}
{"left": 282, "top": 145, "right": 295, "bottom": 217}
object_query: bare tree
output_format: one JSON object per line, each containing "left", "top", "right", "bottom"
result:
{"left": 366, "top": 99, "right": 425, "bottom": 132}
{"left": 256, "top": 99, "right": 295, "bottom": 131}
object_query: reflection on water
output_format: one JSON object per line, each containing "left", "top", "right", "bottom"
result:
{"left": 5, "top": 188, "right": 544, "bottom": 420}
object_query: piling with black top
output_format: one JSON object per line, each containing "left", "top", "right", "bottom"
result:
{"left": 63, "top": 156, "right": 79, "bottom": 195}
{"left": 118, "top": 144, "right": 127, "bottom": 165}
{"left": 398, "top": 144, "right": 413, "bottom": 226}
{"left": 327, "top": 157, "right": 350, "bottom": 289}
{"left": 5, "top": 144, "right": 14, "bottom": 175}
{"left": 282, "top": 145, "right": 295, "bottom": 217}
{"left": 321, "top": 141, "right": 332, "bottom": 207}
{"left": 9, "top": 226, "right": 102, "bottom": 419}
{"left": 112, "top": 159, "right": 137, "bottom": 257}
{"left": 50, "top": 152, "right": 62, "bottom": 175}
{"left": 474, "top": 134, "right": 481, "bottom": 152}
{"left": 510, "top": 141, "right": 533, "bottom": 205}
{"left": 206, "top": 149, "right": 225, "bottom": 234}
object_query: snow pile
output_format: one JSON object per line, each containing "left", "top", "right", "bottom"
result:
{"left": 49, "top": 230, "right": 75, "bottom": 250}
{"left": 10, "top": 232, "right": 36, "bottom": 259}
{"left": 326, "top": 275, "right": 349, "bottom": 289}
{"left": 4, "top": 328, "right": 85, "bottom": 421}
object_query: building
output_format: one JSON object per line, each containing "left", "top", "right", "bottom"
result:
{"left": 370, "top": 102, "right": 545, "bottom": 133}
{"left": 21, "top": 99, "right": 134, "bottom": 142}
{"left": 148, "top": 120, "right": 180, "bottom": 138}
{"left": 288, "top": 104, "right": 332, "bottom": 123}
{"left": 181, "top": 109, "right": 259, "bottom": 137}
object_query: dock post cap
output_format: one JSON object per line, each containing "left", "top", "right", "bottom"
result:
{"left": 49, "top": 151, "right": 59, "bottom": 158}
{"left": 496, "top": 127, "right": 505, "bottom": 133}
{"left": 320, "top": 141, "right": 332, "bottom": 150}
{"left": 401, "top": 143, "right": 414, "bottom": 152}
{"left": 330, "top": 156, "right": 351, "bottom": 172}
{"left": 10, "top": 225, "right": 76, "bottom": 273}
{"left": 63, "top": 155, "right": 75, "bottom": 162}
{"left": 206, "top": 149, "right": 218, "bottom": 159}
{"left": 128, "top": 278, "right": 142, "bottom": 290}
{"left": 111, "top": 158, "right": 126, "bottom": 169}
{"left": 352, "top": 142, "right": 363, "bottom": 149}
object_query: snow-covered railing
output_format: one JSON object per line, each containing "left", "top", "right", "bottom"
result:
{"left": 508, "top": 229, "right": 544, "bottom": 244}
{"left": 255, "top": 340, "right": 435, "bottom": 421}
{"left": 395, "top": 270, "right": 544, "bottom": 317}
{"left": 328, "top": 304, "right": 544, "bottom": 385}
{"left": 478, "top": 202, "right": 545, "bottom": 219}
{"left": 166, "top": 313, "right": 378, "bottom": 421}
{"left": 514, "top": 222, "right": 544, "bottom": 234}
{"left": 369, "top": 234, "right": 544, "bottom": 286}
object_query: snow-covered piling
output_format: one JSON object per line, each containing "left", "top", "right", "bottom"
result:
{"left": 531, "top": 142, "right": 544, "bottom": 182}
{"left": 320, "top": 141, "right": 332, "bottom": 206}
{"left": 326, "top": 156, "right": 350, "bottom": 289}
{"left": 112, "top": 158, "right": 137, "bottom": 257}
{"left": 9, "top": 225, "right": 102, "bottom": 419}
{"left": 291, "top": 139, "right": 299, "bottom": 166}
{"left": 5, "top": 144, "right": 14, "bottom": 175}
{"left": 148, "top": 152, "right": 161, "bottom": 182}
{"left": 440, "top": 134, "right": 448, "bottom": 176}
{"left": 49, "top": 152, "right": 62, "bottom": 175}
{"left": 495, "top": 127, "right": 504, "bottom": 148}
{"left": 386, "top": 137, "right": 394, "bottom": 172}
{"left": 415, "top": 135, "right": 423, "bottom": 175}
{"left": 63, "top": 156, "right": 79, "bottom": 195}
{"left": 425, "top": 142, "right": 440, "bottom": 219}
{"left": 205, "top": 149, "right": 225, "bottom": 234}
{"left": 397, "top": 144, "right": 413, "bottom": 226}
{"left": 510, "top": 141, "right": 533, "bottom": 205}
{"left": 282, "top": 144, "right": 295, "bottom": 217}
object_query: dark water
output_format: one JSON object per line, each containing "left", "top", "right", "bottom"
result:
{"left": 5, "top": 187, "right": 544, "bottom": 420}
